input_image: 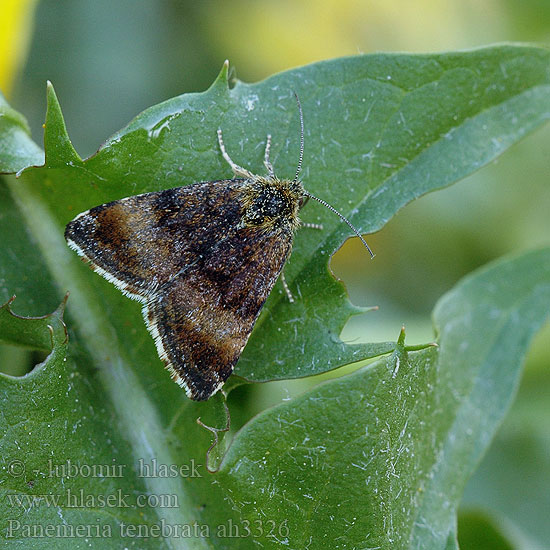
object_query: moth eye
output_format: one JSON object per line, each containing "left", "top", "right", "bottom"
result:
{"left": 246, "top": 212, "right": 265, "bottom": 225}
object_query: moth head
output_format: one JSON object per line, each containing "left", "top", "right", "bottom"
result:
{"left": 243, "top": 176, "right": 303, "bottom": 230}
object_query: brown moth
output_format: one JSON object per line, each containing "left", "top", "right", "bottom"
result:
{"left": 64, "top": 97, "right": 373, "bottom": 400}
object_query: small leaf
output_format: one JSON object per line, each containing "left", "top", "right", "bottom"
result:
{"left": 0, "top": 90, "right": 43, "bottom": 173}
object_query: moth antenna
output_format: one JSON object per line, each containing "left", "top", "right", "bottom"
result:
{"left": 304, "top": 192, "right": 375, "bottom": 258}
{"left": 293, "top": 92, "right": 305, "bottom": 183}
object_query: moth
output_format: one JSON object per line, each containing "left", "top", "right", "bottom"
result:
{"left": 65, "top": 96, "right": 373, "bottom": 400}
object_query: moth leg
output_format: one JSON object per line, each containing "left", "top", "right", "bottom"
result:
{"left": 301, "top": 222, "right": 324, "bottom": 230}
{"left": 217, "top": 129, "right": 255, "bottom": 179}
{"left": 264, "top": 134, "right": 275, "bottom": 176}
{"left": 280, "top": 272, "right": 295, "bottom": 303}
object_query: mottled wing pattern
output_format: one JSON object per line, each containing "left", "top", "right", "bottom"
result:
{"left": 145, "top": 225, "right": 292, "bottom": 400}
{"left": 65, "top": 180, "right": 245, "bottom": 299}
{"left": 65, "top": 180, "right": 293, "bottom": 400}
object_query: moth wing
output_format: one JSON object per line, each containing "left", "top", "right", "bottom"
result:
{"left": 65, "top": 179, "right": 293, "bottom": 400}
{"left": 145, "top": 225, "right": 293, "bottom": 400}
{"left": 64, "top": 180, "right": 246, "bottom": 301}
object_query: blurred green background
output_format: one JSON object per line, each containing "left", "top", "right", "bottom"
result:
{"left": 1, "top": 0, "right": 549, "bottom": 547}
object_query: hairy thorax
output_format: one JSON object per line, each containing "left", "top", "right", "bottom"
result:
{"left": 241, "top": 176, "right": 305, "bottom": 232}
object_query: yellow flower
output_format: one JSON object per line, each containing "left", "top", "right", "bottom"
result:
{"left": 0, "top": 0, "right": 38, "bottom": 97}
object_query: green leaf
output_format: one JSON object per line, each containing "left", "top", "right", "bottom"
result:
{"left": 43, "top": 82, "right": 82, "bottom": 168}
{"left": 216, "top": 248, "right": 550, "bottom": 548}
{"left": 0, "top": 307, "right": 242, "bottom": 549}
{"left": 0, "top": 178, "right": 61, "bottom": 315}
{"left": 6, "top": 45, "right": 550, "bottom": 387}
{"left": 0, "top": 295, "right": 66, "bottom": 350}
{"left": 1, "top": 47, "right": 549, "bottom": 548}
{"left": 461, "top": 347, "right": 550, "bottom": 546}
{"left": 0, "top": 90, "right": 44, "bottom": 173}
